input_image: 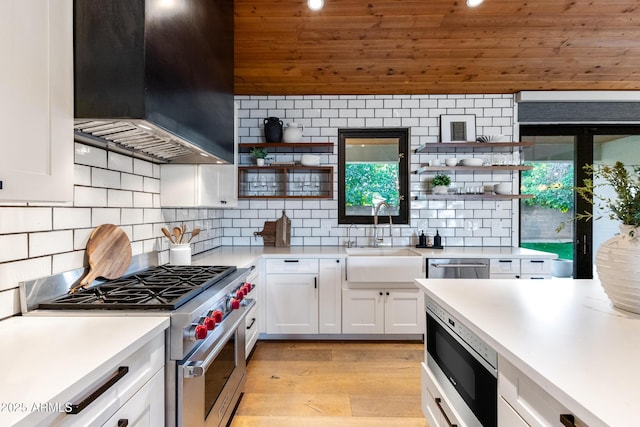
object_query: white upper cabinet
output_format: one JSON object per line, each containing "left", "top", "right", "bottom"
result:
{"left": 0, "top": 0, "right": 74, "bottom": 202}
{"left": 160, "top": 164, "right": 238, "bottom": 208}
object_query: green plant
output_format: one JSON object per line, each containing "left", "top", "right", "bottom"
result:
{"left": 521, "top": 162, "right": 574, "bottom": 212}
{"left": 250, "top": 146, "right": 269, "bottom": 159}
{"left": 432, "top": 174, "right": 451, "bottom": 187}
{"left": 557, "top": 161, "right": 640, "bottom": 234}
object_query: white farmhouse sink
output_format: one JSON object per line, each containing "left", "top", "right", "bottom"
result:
{"left": 346, "top": 247, "right": 424, "bottom": 283}
{"left": 346, "top": 247, "right": 420, "bottom": 257}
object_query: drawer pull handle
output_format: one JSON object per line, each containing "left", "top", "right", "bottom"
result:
{"left": 435, "top": 398, "right": 458, "bottom": 427}
{"left": 246, "top": 318, "right": 257, "bottom": 330}
{"left": 118, "top": 420, "right": 129, "bottom": 427}
{"left": 530, "top": 260, "right": 545, "bottom": 263}
{"left": 284, "top": 259, "right": 299, "bottom": 263}
{"left": 498, "top": 259, "right": 512, "bottom": 263}
{"left": 560, "top": 413, "right": 576, "bottom": 427}
{"left": 69, "top": 366, "right": 129, "bottom": 414}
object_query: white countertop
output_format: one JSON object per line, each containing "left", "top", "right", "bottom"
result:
{"left": 415, "top": 277, "right": 640, "bottom": 426}
{"left": 191, "top": 245, "right": 556, "bottom": 267}
{"left": 0, "top": 316, "right": 169, "bottom": 426}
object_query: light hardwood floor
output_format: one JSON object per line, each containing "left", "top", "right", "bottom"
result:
{"left": 230, "top": 341, "right": 428, "bottom": 427}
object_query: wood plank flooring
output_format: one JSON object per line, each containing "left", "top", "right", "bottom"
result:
{"left": 230, "top": 341, "right": 428, "bottom": 427}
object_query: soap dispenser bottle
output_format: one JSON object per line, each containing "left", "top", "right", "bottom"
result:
{"left": 434, "top": 229, "right": 442, "bottom": 248}
{"left": 418, "top": 230, "right": 427, "bottom": 247}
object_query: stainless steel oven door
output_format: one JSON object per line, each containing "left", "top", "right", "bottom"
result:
{"left": 178, "top": 299, "right": 254, "bottom": 427}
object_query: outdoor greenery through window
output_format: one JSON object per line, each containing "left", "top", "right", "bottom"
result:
{"left": 520, "top": 162, "right": 575, "bottom": 260}
{"left": 338, "top": 128, "right": 409, "bottom": 224}
{"left": 345, "top": 163, "right": 399, "bottom": 212}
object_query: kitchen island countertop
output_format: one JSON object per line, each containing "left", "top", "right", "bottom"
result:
{"left": 0, "top": 316, "right": 169, "bottom": 426}
{"left": 415, "top": 277, "right": 640, "bottom": 426}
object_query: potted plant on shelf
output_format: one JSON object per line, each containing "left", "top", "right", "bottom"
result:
{"left": 250, "top": 147, "right": 269, "bottom": 166}
{"left": 432, "top": 174, "right": 451, "bottom": 195}
{"left": 563, "top": 161, "right": 640, "bottom": 314}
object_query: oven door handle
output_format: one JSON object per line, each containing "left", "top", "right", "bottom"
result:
{"left": 180, "top": 299, "right": 255, "bottom": 378}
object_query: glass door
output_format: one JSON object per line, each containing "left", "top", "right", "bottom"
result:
{"left": 520, "top": 125, "right": 640, "bottom": 279}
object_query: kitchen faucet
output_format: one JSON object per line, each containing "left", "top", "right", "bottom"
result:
{"left": 373, "top": 201, "right": 393, "bottom": 247}
{"left": 346, "top": 224, "right": 358, "bottom": 248}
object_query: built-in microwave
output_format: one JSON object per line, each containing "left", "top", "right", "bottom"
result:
{"left": 425, "top": 297, "right": 498, "bottom": 427}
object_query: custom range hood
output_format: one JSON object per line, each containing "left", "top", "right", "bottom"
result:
{"left": 74, "top": 0, "right": 234, "bottom": 164}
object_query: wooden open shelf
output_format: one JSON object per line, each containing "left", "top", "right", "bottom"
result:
{"left": 413, "top": 194, "right": 534, "bottom": 201}
{"left": 238, "top": 166, "right": 333, "bottom": 199}
{"left": 238, "top": 142, "right": 334, "bottom": 153}
{"left": 414, "top": 141, "right": 533, "bottom": 153}
{"left": 414, "top": 165, "right": 533, "bottom": 173}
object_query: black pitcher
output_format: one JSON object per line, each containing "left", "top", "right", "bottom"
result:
{"left": 264, "top": 117, "right": 283, "bottom": 143}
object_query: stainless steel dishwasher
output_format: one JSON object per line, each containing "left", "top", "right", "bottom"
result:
{"left": 427, "top": 258, "right": 489, "bottom": 279}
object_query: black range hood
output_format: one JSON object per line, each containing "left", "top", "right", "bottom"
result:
{"left": 74, "top": 0, "right": 234, "bottom": 163}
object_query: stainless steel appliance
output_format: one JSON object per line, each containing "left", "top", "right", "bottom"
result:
{"left": 425, "top": 296, "right": 497, "bottom": 427}
{"left": 21, "top": 255, "right": 255, "bottom": 427}
{"left": 427, "top": 258, "right": 489, "bottom": 279}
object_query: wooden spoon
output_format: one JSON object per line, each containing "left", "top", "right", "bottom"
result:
{"left": 173, "top": 226, "right": 182, "bottom": 244}
{"left": 162, "top": 227, "right": 175, "bottom": 243}
{"left": 188, "top": 228, "right": 201, "bottom": 243}
{"left": 181, "top": 223, "right": 187, "bottom": 243}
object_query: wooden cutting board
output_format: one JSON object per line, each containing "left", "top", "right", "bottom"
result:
{"left": 73, "top": 224, "right": 132, "bottom": 293}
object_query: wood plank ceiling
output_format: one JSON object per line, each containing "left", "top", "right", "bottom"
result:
{"left": 234, "top": 0, "right": 640, "bottom": 95}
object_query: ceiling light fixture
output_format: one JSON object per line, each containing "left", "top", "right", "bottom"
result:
{"left": 466, "top": 0, "right": 484, "bottom": 6}
{"left": 307, "top": 0, "right": 324, "bottom": 11}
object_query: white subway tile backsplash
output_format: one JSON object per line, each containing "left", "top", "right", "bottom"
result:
{"left": 74, "top": 164, "right": 91, "bottom": 186}
{"left": 52, "top": 250, "right": 85, "bottom": 274}
{"left": 0, "top": 234, "right": 28, "bottom": 263}
{"left": 133, "top": 191, "right": 153, "bottom": 208}
{"left": 53, "top": 207, "right": 91, "bottom": 230}
{"left": 74, "top": 228, "right": 93, "bottom": 250}
{"left": 108, "top": 189, "right": 134, "bottom": 208}
{"left": 122, "top": 208, "right": 145, "bottom": 225}
{"left": 0, "top": 257, "right": 51, "bottom": 292}
{"left": 144, "top": 177, "right": 160, "bottom": 193}
{"left": 108, "top": 152, "right": 134, "bottom": 173}
{"left": 92, "top": 208, "right": 121, "bottom": 226}
{"left": 133, "top": 158, "right": 154, "bottom": 177}
{"left": 122, "top": 173, "right": 144, "bottom": 191}
{"left": 75, "top": 143, "right": 107, "bottom": 168}
{"left": 29, "top": 230, "right": 73, "bottom": 258}
{"left": 92, "top": 168, "right": 121, "bottom": 189}
{"left": 0, "top": 207, "right": 52, "bottom": 234}
{"left": 75, "top": 186, "right": 107, "bottom": 207}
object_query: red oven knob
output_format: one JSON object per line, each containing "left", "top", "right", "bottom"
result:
{"left": 236, "top": 289, "right": 244, "bottom": 300}
{"left": 189, "top": 324, "right": 208, "bottom": 341}
{"left": 230, "top": 298, "right": 240, "bottom": 310}
{"left": 203, "top": 317, "right": 216, "bottom": 331}
{"left": 243, "top": 283, "right": 252, "bottom": 295}
{"left": 211, "top": 310, "right": 223, "bottom": 323}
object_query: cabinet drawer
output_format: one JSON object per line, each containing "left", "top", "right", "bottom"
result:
{"left": 490, "top": 258, "right": 520, "bottom": 274}
{"left": 521, "top": 259, "right": 552, "bottom": 274}
{"left": 490, "top": 273, "right": 520, "bottom": 280}
{"left": 520, "top": 274, "right": 551, "bottom": 280}
{"left": 421, "top": 362, "right": 464, "bottom": 427}
{"left": 498, "top": 355, "right": 587, "bottom": 427}
{"left": 266, "top": 258, "right": 318, "bottom": 274}
{"left": 102, "top": 368, "right": 164, "bottom": 427}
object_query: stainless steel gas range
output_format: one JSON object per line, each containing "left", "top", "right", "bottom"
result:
{"left": 20, "top": 253, "right": 256, "bottom": 427}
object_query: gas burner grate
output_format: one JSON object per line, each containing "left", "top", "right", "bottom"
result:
{"left": 38, "top": 265, "right": 237, "bottom": 310}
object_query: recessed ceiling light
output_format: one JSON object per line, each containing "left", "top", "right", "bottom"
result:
{"left": 467, "top": 0, "right": 484, "bottom": 7}
{"left": 307, "top": 0, "right": 324, "bottom": 11}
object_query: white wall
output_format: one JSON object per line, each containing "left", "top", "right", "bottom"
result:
{"left": 0, "top": 142, "right": 223, "bottom": 319}
{"left": 226, "top": 94, "right": 518, "bottom": 247}
{"left": 0, "top": 93, "right": 520, "bottom": 318}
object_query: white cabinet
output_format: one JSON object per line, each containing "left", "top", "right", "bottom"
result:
{"left": 102, "top": 368, "right": 164, "bottom": 427}
{"left": 342, "top": 287, "right": 423, "bottom": 334}
{"left": 266, "top": 273, "right": 318, "bottom": 334}
{"left": 490, "top": 257, "right": 552, "bottom": 280}
{"left": 30, "top": 332, "right": 165, "bottom": 426}
{"left": 160, "top": 164, "right": 238, "bottom": 208}
{"left": 498, "top": 355, "right": 587, "bottom": 427}
{"left": 245, "top": 263, "right": 260, "bottom": 357}
{"left": 0, "top": 0, "right": 74, "bottom": 202}
{"left": 264, "top": 258, "right": 343, "bottom": 335}
{"left": 421, "top": 362, "right": 465, "bottom": 427}
{"left": 318, "top": 258, "right": 343, "bottom": 334}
